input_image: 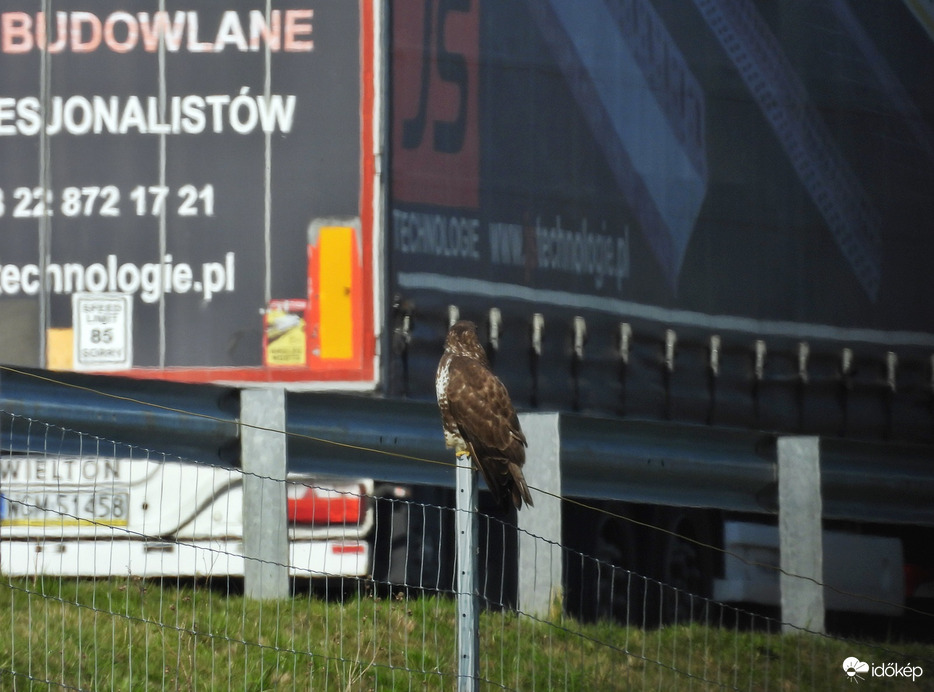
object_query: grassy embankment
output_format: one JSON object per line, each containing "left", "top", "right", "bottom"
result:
{"left": 1, "top": 577, "right": 933, "bottom": 691}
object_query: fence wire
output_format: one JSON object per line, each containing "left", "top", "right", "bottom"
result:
{"left": 1, "top": 411, "right": 933, "bottom": 691}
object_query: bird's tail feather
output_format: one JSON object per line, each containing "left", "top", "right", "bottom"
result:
{"left": 466, "top": 443, "right": 534, "bottom": 510}
{"left": 509, "top": 464, "right": 534, "bottom": 509}
{"left": 468, "top": 442, "right": 507, "bottom": 506}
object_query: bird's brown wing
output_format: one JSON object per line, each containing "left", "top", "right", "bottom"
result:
{"left": 445, "top": 356, "right": 530, "bottom": 507}
{"left": 445, "top": 356, "right": 525, "bottom": 453}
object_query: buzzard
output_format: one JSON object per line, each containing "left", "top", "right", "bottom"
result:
{"left": 436, "top": 320, "right": 533, "bottom": 509}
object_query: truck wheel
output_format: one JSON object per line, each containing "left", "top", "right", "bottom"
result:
{"left": 649, "top": 508, "right": 716, "bottom": 626}
{"left": 567, "top": 508, "right": 644, "bottom": 624}
{"left": 596, "top": 514, "right": 645, "bottom": 625}
{"left": 372, "top": 486, "right": 452, "bottom": 596}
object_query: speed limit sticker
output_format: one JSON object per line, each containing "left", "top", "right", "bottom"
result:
{"left": 72, "top": 293, "right": 133, "bottom": 371}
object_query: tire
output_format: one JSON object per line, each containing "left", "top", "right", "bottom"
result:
{"left": 647, "top": 508, "right": 717, "bottom": 626}
{"left": 565, "top": 504, "right": 646, "bottom": 625}
{"left": 371, "top": 487, "right": 452, "bottom": 596}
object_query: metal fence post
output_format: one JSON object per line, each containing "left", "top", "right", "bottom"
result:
{"left": 456, "top": 453, "right": 479, "bottom": 691}
{"left": 517, "top": 412, "right": 562, "bottom": 618}
{"left": 777, "top": 435, "right": 825, "bottom": 634}
{"left": 241, "top": 387, "right": 289, "bottom": 600}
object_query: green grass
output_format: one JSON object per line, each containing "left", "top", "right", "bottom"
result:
{"left": 1, "top": 577, "right": 932, "bottom": 691}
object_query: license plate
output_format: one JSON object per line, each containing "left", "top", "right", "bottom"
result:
{"left": 0, "top": 491, "right": 130, "bottom": 527}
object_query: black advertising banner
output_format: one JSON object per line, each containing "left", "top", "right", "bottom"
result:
{"left": 389, "top": 0, "right": 934, "bottom": 436}
{"left": 0, "top": 2, "right": 374, "bottom": 383}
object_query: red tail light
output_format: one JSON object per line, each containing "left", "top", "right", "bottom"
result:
{"left": 287, "top": 485, "right": 363, "bottom": 526}
{"left": 331, "top": 542, "right": 366, "bottom": 554}
{"left": 905, "top": 564, "right": 934, "bottom": 599}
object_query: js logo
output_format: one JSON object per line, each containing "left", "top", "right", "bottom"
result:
{"left": 402, "top": 0, "right": 470, "bottom": 154}
{"left": 392, "top": 0, "right": 479, "bottom": 208}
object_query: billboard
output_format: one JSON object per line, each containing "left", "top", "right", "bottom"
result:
{"left": 388, "top": 0, "right": 934, "bottom": 439}
{"left": 0, "top": 1, "right": 376, "bottom": 383}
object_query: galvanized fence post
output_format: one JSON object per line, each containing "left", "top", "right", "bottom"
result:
{"left": 241, "top": 387, "right": 290, "bottom": 600}
{"left": 456, "top": 453, "right": 479, "bottom": 691}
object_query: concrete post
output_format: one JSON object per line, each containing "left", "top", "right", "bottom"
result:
{"left": 777, "top": 435, "right": 825, "bottom": 634}
{"left": 517, "top": 412, "right": 562, "bottom": 618}
{"left": 241, "top": 387, "right": 289, "bottom": 600}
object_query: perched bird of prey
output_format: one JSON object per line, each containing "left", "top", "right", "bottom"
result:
{"left": 436, "top": 320, "right": 533, "bottom": 509}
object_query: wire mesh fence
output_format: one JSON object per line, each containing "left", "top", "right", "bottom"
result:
{"left": 1, "top": 409, "right": 933, "bottom": 691}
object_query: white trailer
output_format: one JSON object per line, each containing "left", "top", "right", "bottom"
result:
{"left": 0, "top": 455, "right": 372, "bottom": 579}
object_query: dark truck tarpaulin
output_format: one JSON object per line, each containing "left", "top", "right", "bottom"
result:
{"left": 388, "top": 0, "right": 934, "bottom": 443}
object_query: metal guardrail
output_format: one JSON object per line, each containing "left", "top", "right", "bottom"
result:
{"left": 0, "top": 366, "right": 239, "bottom": 464}
{"left": 1, "top": 366, "right": 933, "bottom": 526}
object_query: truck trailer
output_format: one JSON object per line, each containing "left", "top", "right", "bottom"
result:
{"left": 0, "top": 0, "right": 932, "bottom": 621}
{"left": 0, "top": 453, "right": 372, "bottom": 581}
